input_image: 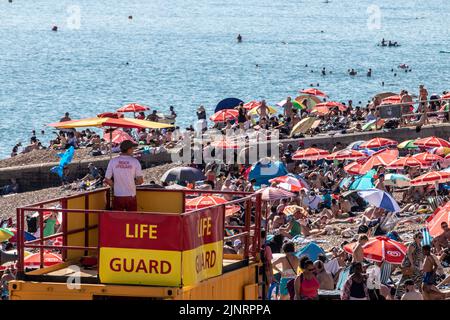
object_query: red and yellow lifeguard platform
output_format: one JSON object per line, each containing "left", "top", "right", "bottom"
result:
{"left": 9, "top": 187, "right": 263, "bottom": 300}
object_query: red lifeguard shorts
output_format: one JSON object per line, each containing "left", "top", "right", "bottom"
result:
{"left": 113, "top": 196, "right": 137, "bottom": 211}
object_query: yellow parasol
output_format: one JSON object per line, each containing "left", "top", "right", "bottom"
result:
{"left": 49, "top": 117, "right": 174, "bottom": 158}
{"left": 247, "top": 105, "right": 277, "bottom": 116}
{"left": 290, "top": 117, "right": 317, "bottom": 137}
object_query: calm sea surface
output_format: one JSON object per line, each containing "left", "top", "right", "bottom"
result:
{"left": 1, "top": 0, "right": 450, "bottom": 159}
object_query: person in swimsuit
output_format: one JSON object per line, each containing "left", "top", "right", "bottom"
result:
{"left": 283, "top": 97, "right": 293, "bottom": 119}
{"left": 236, "top": 103, "right": 248, "bottom": 130}
{"left": 257, "top": 100, "right": 269, "bottom": 119}
{"left": 421, "top": 245, "right": 449, "bottom": 300}
{"left": 272, "top": 242, "right": 299, "bottom": 300}
{"left": 294, "top": 260, "right": 320, "bottom": 300}
{"left": 395, "top": 232, "right": 424, "bottom": 299}
{"left": 341, "top": 262, "right": 369, "bottom": 300}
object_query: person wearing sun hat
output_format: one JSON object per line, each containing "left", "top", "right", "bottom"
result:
{"left": 104, "top": 140, "right": 143, "bottom": 211}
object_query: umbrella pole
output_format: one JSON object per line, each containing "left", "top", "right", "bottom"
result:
{"left": 109, "top": 127, "right": 112, "bottom": 159}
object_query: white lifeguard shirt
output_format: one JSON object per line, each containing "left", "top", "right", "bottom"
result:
{"left": 105, "top": 155, "right": 143, "bottom": 197}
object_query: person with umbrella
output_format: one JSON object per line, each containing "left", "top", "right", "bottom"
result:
{"left": 104, "top": 140, "right": 144, "bottom": 211}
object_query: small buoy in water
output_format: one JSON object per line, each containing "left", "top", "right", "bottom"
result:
{"left": 394, "top": 73, "right": 397, "bottom": 76}
{"left": 52, "top": 25, "right": 58, "bottom": 32}
{"left": 128, "top": 15, "right": 133, "bottom": 20}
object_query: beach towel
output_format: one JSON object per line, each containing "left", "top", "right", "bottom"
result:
{"left": 295, "top": 242, "right": 326, "bottom": 261}
{"left": 380, "top": 262, "right": 393, "bottom": 285}
{"left": 336, "top": 267, "right": 350, "bottom": 291}
{"left": 421, "top": 228, "right": 433, "bottom": 246}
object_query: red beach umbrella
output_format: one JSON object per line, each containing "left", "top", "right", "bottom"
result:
{"left": 386, "top": 156, "right": 431, "bottom": 169}
{"left": 117, "top": 103, "right": 150, "bottom": 113}
{"left": 256, "top": 187, "right": 296, "bottom": 201}
{"left": 326, "top": 149, "right": 366, "bottom": 161}
{"left": 427, "top": 204, "right": 450, "bottom": 237}
{"left": 360, "top": 138, "right": 397, "bottom": 149}
{"left": 314, "top": 101, "right": 347, "bottom": 111}
{"left": 410, "top": 171, "right": 450, "bottom": 186}
{"left": 412, "top": 152, "right": 443, "bottom": 163}
{"left": 292, "top": 148, "right": 330, "bottom": 161}
{"left": 299, "top": 88, "right": 328, "bottom": 97}
{"left": 381, "top": 95, "right": 401, "bottom": 105}
{"left": 24, "top": 252, "right": 63, "bottom": 268}
{"left": 344, "top": 236, "right": 407, "bottom": 264}
{"left": 185, "top": 195, "right": 240, "bottom": 216}
{"left": 243, "top": 100, "right": 261, "bottom": 110}
{"left": 344, "top": 161, "right": 364, "bottom": 175}
{"left": 414, "top": 136, "right": 450, "bottom": 148}
{"left": 103, "top": 129, "right": 136, "bottom": 144}
{"left": 269, "top": 175, "right": 308, "bottom": 192}
{"left": 210, "top": 109, "right": 239, "bottom": 122}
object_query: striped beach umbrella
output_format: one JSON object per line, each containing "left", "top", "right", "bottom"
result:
{"left": 256, "top": 187, "right": 295, "bottom": 201}
{"left": 414, "top": 136, "right": 450, "bottom": 148}
{"left": 397, "top": 139, "right": 418, "bottom": 150}
{"left": 326, "top": 149, "right": 366, "bottom": 161}
{"left": 24, "top": 252, "right": 63, "bottom": 268}
{"left": 117, "top": 103, "right": 150, "bottom": 113}
{"left": 360, "top": 138, "right": 398, "bottom": 149}
{"left": 344, "top": 236, "right": 407, "bottom": 264}
{"left": 386, "top": 156, "right": 431, "bottom": 169}
{"left": 292, "top": 148, "right": 330, "bottom": 161}
{"left": 210, "top": 109, "right": 239, "bottom": 122}
{"left": 314, "top": 101, "right": 346, "bottom": 111}
{"left": 357, "top": 189, "right": 401, "bottom": 212}
{"left": 344, "top": 161, "right": 364, "bottom": 175}
{"left": 243, "top": 100, "right": 261, "bottom": 110}
{"left": 410, "top": 171, "right": 450, "bottom": 186}
{"left": 269, "top": 175, "right": 308, "bottom": 192}
{"left": 412, "top": 152, "right": 443, "bottom": 163}
{"left": 185, "top": 195, "right": 240, "bottom": 216}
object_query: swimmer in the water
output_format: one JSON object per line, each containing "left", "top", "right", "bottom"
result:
{"left": 349, "top": 69, "right": 357, "bottom": 76}
{"left": 382, "top": 81, "right": 385, "bottom": 86}
{"left": 310, "top": 70, "right": 314, "bottom": 73}
{"left": 317, "top": 83, "right": 320, "bottom": 86}
{"left": 367, "top": 68, "right": 372, "bottom": 77}
{"left": 128, "top": 15, "right": 133, "bottom": 20}
{"left": 381, "top": 38, "right": 386, "bottom": 46}
{"left": 52, "top": 25, "right": 58, "bottom": 32}
{"left": 256, "top": 64, "right": 259, "bottom": 67}
{"left": 305, "top": 64, "right": 308, "bottom": 67}
{"left": 321, "top": 68, "right": 326, "bottom": 76}
{"left": 237, "top": 34, "right": 242, "bottom": 43}
{"left": 310, "top": 84, "right": 314, "bottom": 87}
{"left": 394, "top": 73, "right": 397, "bottom": 76}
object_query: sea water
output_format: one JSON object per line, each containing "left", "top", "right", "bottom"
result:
{"left": 0, "top": 0, "right": 450, "bottom": 159}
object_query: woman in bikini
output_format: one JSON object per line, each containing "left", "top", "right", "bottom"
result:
{"left": 272, "top": 242, "right": 299, "bottom": 300}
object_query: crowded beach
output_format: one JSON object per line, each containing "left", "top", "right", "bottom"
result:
{"left": 1, "top": 86, "right": 450, "bottom": 301}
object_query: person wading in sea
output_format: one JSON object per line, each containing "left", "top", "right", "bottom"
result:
{"left": 104, "top": 140, "right": 144, "bottom": 211}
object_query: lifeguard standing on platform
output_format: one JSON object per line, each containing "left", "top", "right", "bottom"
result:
{"left": 104, "top": 140, "right": 144, "bottom": 211}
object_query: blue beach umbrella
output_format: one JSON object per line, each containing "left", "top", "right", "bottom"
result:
{"left": 349, "top": 169, "right": 376, "bottom": 190}
{"left": 248, "top": 159, "right": 288, "bottom": 187}
{"left": 357, "top": 188, "right": 401, "bottom": 212}
{"left": 214, "top": 98, "right": 244, "bottom": 113}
